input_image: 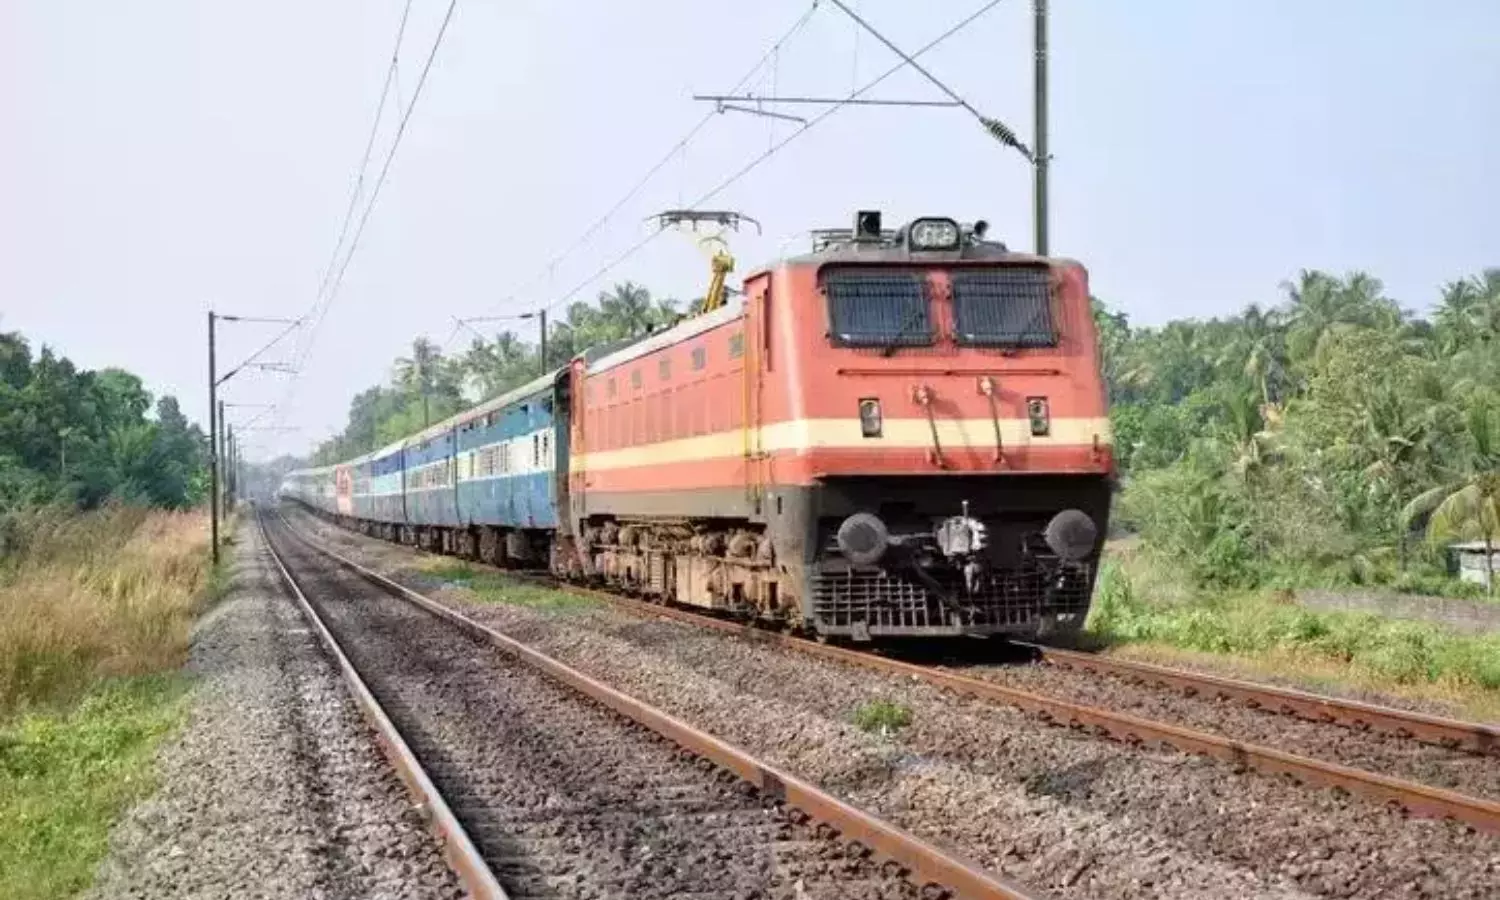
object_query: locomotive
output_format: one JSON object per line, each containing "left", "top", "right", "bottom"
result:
{"left": 282, "top": 210, "right": 1115, "bottom": 640}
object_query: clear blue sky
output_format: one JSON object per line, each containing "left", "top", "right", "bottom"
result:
{"left": 2, "top": 1, "right": 1495, "bottom": 460}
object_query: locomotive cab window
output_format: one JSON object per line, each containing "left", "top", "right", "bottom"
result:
{"left": 822, "top": 268, "right": 932, "bottom": 348}
{"left": 951, "top": 267, "right": 1058, "bottom": 348}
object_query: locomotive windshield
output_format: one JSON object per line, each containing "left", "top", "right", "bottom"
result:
{"left": 821, "top": 265, "right": 1057, "bottom": 349}
{"left": 823, "top": 269, "right": 933, "bottom": 348}
{"left": 951, "top": 267, "right": 1057, "bottom": 348}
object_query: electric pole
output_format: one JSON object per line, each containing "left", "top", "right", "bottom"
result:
{"left": 205, "top": 312, "right": 300, "bottom": 566}
{"left": 207, "top": 312, "right": 219, "bottom": 566}
{"left": 1033, "top": 0, "right": 1049, "bottom": 256}
{"left": 218, "top": 399, "right": 227, "bottom": 516}
{"left": 537, "top": 310, "right": 548, "bottom": 375}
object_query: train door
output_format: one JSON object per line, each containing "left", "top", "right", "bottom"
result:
{"left": 551, "top": 369, "right": 571, "bottom": 532}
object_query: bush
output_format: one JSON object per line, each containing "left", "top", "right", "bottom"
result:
{"left": 851, "top": 699, "right": 913, "bottom": 734}
{"left": 0, "top": 505, "right": 210, "bottom": 715}
{"left": 1087, "top": 549, "right": 1500, "bottom": 691}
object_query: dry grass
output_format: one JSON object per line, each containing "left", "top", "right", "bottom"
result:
{"left": 0, "top": 505, "right": 214, "bottom": 716}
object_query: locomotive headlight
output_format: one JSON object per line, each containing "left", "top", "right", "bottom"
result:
{"left": 858, "top": 398, "right": 883, "bottom": 437}
{"left": 907, "top": 217, "right": 961, "bottom": 251}
{"left": 1027, "top": 397, "right": 1050, "bottom": 436}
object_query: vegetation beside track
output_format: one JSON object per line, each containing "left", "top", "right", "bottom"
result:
{"left": 1102, "top": 269, "right": 1500, "bottom": 600}
{"left": 0, "top": 506, "right": 217, "bottom": 899}
{"left": 1087, "top": 545, "right": 1500, "bottom": 720}
{"left": 421, "top": 560, "right": 599, "bottom": 614}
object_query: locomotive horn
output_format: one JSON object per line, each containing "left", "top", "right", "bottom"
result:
{"left": 1044, "top": 509, "right": 1098, "bottom": 561}
{"left": 836, "top": 512, "right": 889, "bottom": 567}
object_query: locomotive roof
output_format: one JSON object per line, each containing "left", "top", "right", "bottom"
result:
{"left": 584, "top": 294, "right": 746, "bottom": 375}
{"left": 749, "top": 238, "right": 1063, "bottom": 277}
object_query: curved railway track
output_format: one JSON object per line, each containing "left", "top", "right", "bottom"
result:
{"left": 257, "top": 509, "right": 1045, "bottom": 900}
{"left": 278, "top": 507, "right": 1500, "bottom": 837}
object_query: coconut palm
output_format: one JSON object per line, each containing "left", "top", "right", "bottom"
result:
{"left": 394, "top": 337, "right": 442, "bottom": 428}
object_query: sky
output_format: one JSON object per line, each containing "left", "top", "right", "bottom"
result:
{"left": 2, "top": 1, "right": 1496, "bottom": 461}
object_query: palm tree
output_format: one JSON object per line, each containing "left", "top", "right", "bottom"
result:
{"left": 394, "top": 337, "right": 442, "bottom": 428}
{"left": 1218, "top": 303, "right": 1288, "bottom": 406}
{"left": 1402, "top": 474, "right": 1500, "bottom": 594}
{"left": 1282, "top": 270, "right": 1402, "bottom": 363}
{"left": 1400, "top": 404, "right": 1500, "bottom": 591}
{"left": 1221, "top": 389, "right": 1277, "bottom": 481}
{"left": 599, "top": 281, "right": 654, "bottom": 337}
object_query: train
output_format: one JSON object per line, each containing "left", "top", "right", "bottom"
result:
{"left": 281, "top": 210, "right": 1115, "bottom": 640}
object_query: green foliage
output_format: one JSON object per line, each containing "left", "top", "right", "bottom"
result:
{"left": 1088, "top": 557, "right": 1500, "bottom": 689}
{"left": 0, "top": 675, "right": 189, "bottom": 900}
{"left": 1105, "top": 267, "right": 1500, "bottom": 595}
{"left": 313, "top": 282, "right": 683, "bottom": 464}
{"left": 425, "top": 562, "right": 599, "bottom": 613}
{"left": 851, "top": 699, "right": 913, "bottom": 734}
{"left": 0, "top": 330, "right": 207, "bottom": 525}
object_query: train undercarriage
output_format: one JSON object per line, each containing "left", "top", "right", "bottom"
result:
{"left": 288, "top": 472, "right": 1110, "bottom": 642}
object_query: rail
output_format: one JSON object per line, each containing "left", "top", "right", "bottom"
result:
{"left": 1016, "top": 642, "right": 1500, "bottom": 756}
{"left": 278, "top": 509, "right": 1500, "bottom": 835}
{"left": 271, "top": 511, "right": 1046, "bottom": 900}
{"left": 255, "top": 511, "right": 509, "bottom": 900}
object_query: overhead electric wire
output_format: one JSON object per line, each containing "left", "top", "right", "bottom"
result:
{"left": 314, "top": 0, "right": 417, "bottom": 305}
{"left": 535, "top": 0, "right": 1007, "bottom": 318}
{"left": 269, "top": 0, "right": 460, "bottom": 435}
{"left": 219, "top": 317, "right": 303, "bottom": 386}
{"left": 486, "top": 2, "right": 822, "bottom": 316}
{"left": 296, "top": 0, "right": 458, "bottom": 370}
{"left": 824, "top": 0, "right": 1032, "bottom": 159}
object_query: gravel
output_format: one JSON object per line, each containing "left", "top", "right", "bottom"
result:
{"left": 86, "top": 525, "right": 461, "bottom": 900}
{"left": 287, "top": 506, "right": 1500, "bottom": 900}
{"left": 266, "top": 518, "right": 915, "bottom": 900}
{"left": 955, "top": 659, "right": 1500, "bottom": 801}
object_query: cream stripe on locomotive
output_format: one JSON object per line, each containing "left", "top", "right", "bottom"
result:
{"left": 573, "top": 416, "right": 1112, "bottom": 472}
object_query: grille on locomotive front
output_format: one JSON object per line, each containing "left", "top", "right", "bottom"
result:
{"left": 808, "top": 525, "right": 1095, "bottom": 636}
{"left": 809, "top": 560, "right": 1094, "bottom": 635}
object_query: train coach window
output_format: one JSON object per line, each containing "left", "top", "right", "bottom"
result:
{"left": 659, "top": 357, "right": 671, "bottom": 381}
{"left": 607, "top": 378, "right": 617, "bottom": 399}
{"left": 822, "top": 269, "right": 932, "bottom": 348}
{"left": 631, "top": 369, "right": 642, "bottom": 390}
{"left": 951, "top": 268, "right": 1058, "bottom": 348}
{"left": 692, "top": 346, "right": 707, "bottom": 371}
{"left": 728, "top": 331, "right": 744, "bottom": 360}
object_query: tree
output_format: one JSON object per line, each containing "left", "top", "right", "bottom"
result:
{"left": 1403, "top": 475, "right": 1500, "bottom": 595}
{"left": 394, "top": 337, "right": 443, "bottom": 428}
{"left": 0, "top": 328, "right": 207, "bottom": 517}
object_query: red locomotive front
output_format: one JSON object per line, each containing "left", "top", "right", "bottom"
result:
{"left": 566, "top": 211, "right": 1114, "bottom": 640}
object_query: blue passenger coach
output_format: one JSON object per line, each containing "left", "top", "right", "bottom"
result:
{"left": 281, "top": 368, "right": 567, "bottom": 563}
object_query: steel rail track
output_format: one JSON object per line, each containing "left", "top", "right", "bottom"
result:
{"left": 269, "top": 512, "right": 1046, "bottom": 900}
{"left": 1012, "top": 642, "right": 1500, "bottom": 757}
{"left": 256, "top": 513, "right": 510, "bottom": 900}
{"left": 281, "top": 509, "right": 1500, "bottom": 834}
{"left": 343, "top": 533, "right": 1500, "bottom": 835}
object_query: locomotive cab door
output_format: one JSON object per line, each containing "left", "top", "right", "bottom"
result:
{"left": 550, "top": 365, "right": 572, "bottom": 534}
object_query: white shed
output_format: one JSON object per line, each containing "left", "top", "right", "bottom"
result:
{"left": 1448, "top": 541, "right": 1499, "bottom": 591}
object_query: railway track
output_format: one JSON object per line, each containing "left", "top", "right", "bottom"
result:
{"left": 279, "top": 509, "right": 1500, "bottom": 836}
{"left": 258, "top": 509, "right": 1045, "bottom": 900}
